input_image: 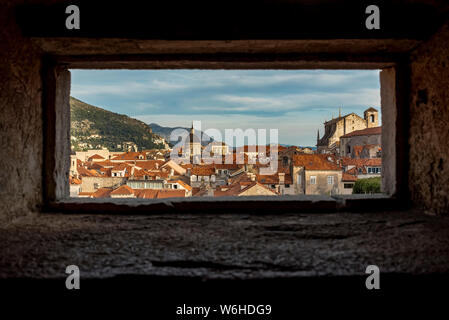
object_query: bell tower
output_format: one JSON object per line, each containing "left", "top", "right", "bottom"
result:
{"left": 364, "top": 107, "right": 379, "bottom": 128}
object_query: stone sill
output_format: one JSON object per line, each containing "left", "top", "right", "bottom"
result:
{"left": 45, "top": 194, "right": 401, "bottom": 214}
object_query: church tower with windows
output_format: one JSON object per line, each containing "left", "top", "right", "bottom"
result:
{"left": 364, "top": 107, "right": 379, "bottom": 128}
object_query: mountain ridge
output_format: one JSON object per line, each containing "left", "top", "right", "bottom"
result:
{"left": 70, "top": 97, "right": 167, "bottom": 152}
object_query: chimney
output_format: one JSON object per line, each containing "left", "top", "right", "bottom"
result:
{"left": 170, "top": 168, "right": 174, "bottom": 176}
{"left": 155, "top": 162, "right": 159, "bottom": 169}
{"left": 278, "top": 173, "right": 285, "bottom": 185}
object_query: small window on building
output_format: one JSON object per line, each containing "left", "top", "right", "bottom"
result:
{"left": 370, "top": 114, "right": 375, "bottom": 122}
{"left": 347, "top": 145, "right": 351, "bottom": 154}
{"left": 93, "top": 183, "right": 99, "bottom": 190}
{"left": 297, "top": 173, "right": 302, "bottom": 185}
{"left": 285, "top": 184, "right": 290, "bottom": 188}
{"left": 173, "top": 185, "right": 178, "bottom": 189}
{"left": 327, "top": 176, "right": 334, "bottom": 185}
{"left": 271, "top": 184, "right": 276, "bottom": 189}
{"left": 344, "top": 183, "right": 353, "bottom": 189}
{"left": 310, "top": 176, "right": 316, "bottom": 185}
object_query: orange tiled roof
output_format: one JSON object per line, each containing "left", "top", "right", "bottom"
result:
{"left": 133, "top": 189, "right": 185, "bottom": 199}
{"left": 351, "top": 144, "right": 380, "bottom": 158}
{"left": 341, "top": 126, "right": 381, "bottom": 138}
{"left": 111, "top": 152, "right": 145, "bottom": 161}
{"left": 191, "top": 187, "right": 203, "bottom": 196}
{"left": 110, "top": 185, "right": 134, "bottom": 195}
{"left": 78, "top": 192, "right": 94, "bottom": 196}
{"left": 133, "top": 189, "right": 159, "bottom": 199}
{"left": 342, "top": 173, "right": 358, "bottom": 182}
{"left": 95, "top": 160, "right": 115, "bottom": 167}
{"left": 191, "top": 165, "right": 215, "bottom": 176}
{"left": 132, "top": 160, "right": 165, "bottom": 170}
{"left": 214, "top": 184, "right": 242, "bottom": 197}
{"left": 293, "top": 154, "right": 341, "bottom": 171}
{"left": 88, "top": 154, "right": 105, "bottom": 161}
{"left": 341, "top": 158, "right": 381, "bottom": 167}
{"left": 155, "top": 189, "right": 186, "bottom": 199}
{"left": 257, "top": 173, "right": 293, "bottom": 185}
{"left": 168, "top": 180, "right": 192, "bottom": 191}
{"left": 77, "top": 166, "right": 102, "bottom": 177}
{"left": 91, "top": 188, "right": 113, "bottom": 198}
{"left": 69, "top": 177, "right": 82, "bottom": 185}
{"left": 111, "top": 163, "right": 131, "bottom": 171}
{"left": 239, "top": 181, "right": 278, "bottom": 195}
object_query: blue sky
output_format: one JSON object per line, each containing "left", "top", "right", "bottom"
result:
{"left": 70, "top": 69, "right": 381, "bottom": 146}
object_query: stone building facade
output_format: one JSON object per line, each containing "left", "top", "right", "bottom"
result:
{"left": 340, "top": 126, "right": 382, "bottom": 158}
{"left": 317, "top": 108, "right": 379, "bottom": 154}
{"left": 80, "top": 176, "right": 126, "bottom": 193}
{"left": 292, "top": 155, "right": 343, "bottom": 195}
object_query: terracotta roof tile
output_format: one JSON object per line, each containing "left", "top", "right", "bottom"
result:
{"left": 91, "top": 188, "right": 113, "bottom": 198}
{"left": 133, "top": 189, "right": 186, "bottom": 199}
{"left": 341, "top": 126, "right": 381, "bottom": 138}
{"left": 293, "top": 154, "right": 341, "bottom": 171}
{"left": 168, "top": 180, "right": 192, "bottom": 191}
{"left": 342, "top": 173, "right": 358, "bottom": 182}
{"left": 191, "top": 165, "right": 215, "bottom": 176}
{"left": 88, "top": 154, "right": 105, "bottom": 161}
{"left": 341, "top": 157, "right": 382, "bottom": 167}
{"left": 110, "top": 185, "right": 134, "bottom": 195}
{"left": 239, "top": 182, "right": 278, "bottom": 195}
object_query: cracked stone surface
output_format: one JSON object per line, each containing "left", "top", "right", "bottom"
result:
{"left": 1, "top": 210, "right": 449, "bottom": 279}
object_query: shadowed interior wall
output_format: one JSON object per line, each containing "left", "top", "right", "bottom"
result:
{"left": 0, "top": 2, "right": 43, "bottom": 223}
{"left": 409, "top": 21, "right": 449, "bottom": 215}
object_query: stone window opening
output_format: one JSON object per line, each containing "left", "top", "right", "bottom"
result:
{"left": 42, "top": 56, "right": 403, "bottom": 214}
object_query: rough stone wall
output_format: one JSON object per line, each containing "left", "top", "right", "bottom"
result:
{"left": 409, "top": 22, "right": 449, "bottom": 215}
{"left": 0, "top": 2, "right": 43, "bottom": 223}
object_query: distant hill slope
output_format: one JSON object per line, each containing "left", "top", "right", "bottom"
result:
{"left": 149, "top": 123, "right": 213, "bottom": 146}
{"left": 70, "top": 97, "right": 166, "bottom": 151}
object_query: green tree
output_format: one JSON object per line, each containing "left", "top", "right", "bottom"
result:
{"left": 352, "top": 177, "right": 381, "bottom": 194}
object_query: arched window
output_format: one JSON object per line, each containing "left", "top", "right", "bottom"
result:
{"left": 370, "top": 114, "right": 375, "bottom": 122}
